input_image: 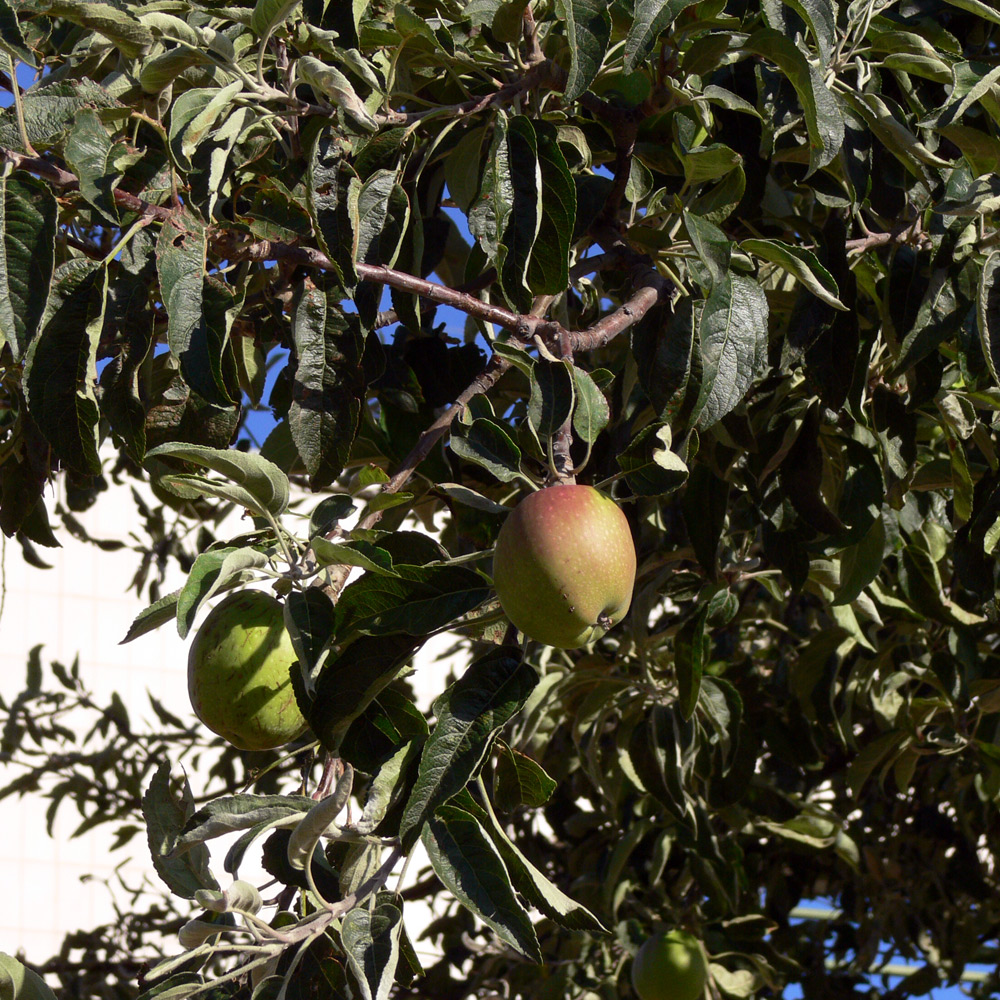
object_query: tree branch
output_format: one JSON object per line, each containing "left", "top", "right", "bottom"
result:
{"left": 379, "top": 60, "right": 557, "bottom": 126}
{"left": 317, "top": 353, "right": 511, "bottom": 599}
{"left": 845, "top": 220, "right": 931, "bottom": 254}
{"left": 0, "top": 146, "right": 174, "bottom": 221}
{"left": 5, "top": 142, "right": 666, "bottom": 356}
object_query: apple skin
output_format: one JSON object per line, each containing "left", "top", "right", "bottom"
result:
{"left": 492, "top": 485, "right": 636, "bottom": 649}
{"left": 188, "top": 590, "right": 308, "bottom": 752}
{"left": 631, "top": 930, "right": 708, "bottom": 1000}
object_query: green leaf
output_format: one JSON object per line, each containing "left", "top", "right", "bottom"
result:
{"left": 527, "top": 124, "right": 576, "bottom": 295}
{"left": 22, "top": 259, "right": 106, "bottom": 475}
{"left": 694, "top": 273, "right": 769, "bottom": 429}
{"left": 450, "top": 418, "right": 523, "bottom": 483}
{"left": 251, "top": 0, "right": 301, "bottom": 37}
{"left": 155, "top": 473, "right": 268, "bottom": 513}
{"left": 941, "top": 0, "right": 1000, "bottom": 25}
{"left": 307, "top": 126, "right": 360, "bottom": 288}
{"left": 287, "top": 764, "right": 354, "bottom": 869}
{"left": 356, "top": 169, "right": 410, "bottom": 271}
{"left": 334, "top": 566, "right": 492, "bottom": 637}
{"left": 528, "top": 358, "right": 574, "bottom": 445}
{"left": 680, "top": 144, "right": 742, "bottom": 186}
{"left": 741, "top": 238, "right": 846, "bottom": 311}
{"left": 631, "top": 300, "right": 696, "bottom": 423}
{"left": 684, "top": 211, "right": 732, "bottom": 290}
{"left": 399, "top": 646, "right": 536, "bottom": 850}
{"left": 0, "top": 79, "right": 125, "bottom": 149}
{"left": 341, "top": 902, "right": 401, "bottom": 1000}
{"left": 493, "top": 739, "right": 556, "bottom": 811}
{"left": 0, "top": 173, "right": 56, "bottom": 361}
{"left": 156, "top": 215, "right": 236, "bottom": 407}
{"left": 139, "top": 47, "right": 211, "bottom": 94}
{"left": 283, "top": 587, "right": 336, "bottom": 683}
{"left": 571, "top": 366, "right": 610, "bottom": 443}
{"left": 142, "top": 762, "right": 219, "bottom": 899}
{"left": 457, "top": 789, "right": 608, "bottom": 934}
{"left": 40, "top": 0, "right": 152, "bottom": 58}
{"left": 0, "top": 0, "right": 36, "bottom": 66}
{"left": 310, "top": 537, "right": 397, "bottom": 575}
{"left": 0, "top": 952, "right": 58, "bottom": 1000}
{"left": 421, "top": 803, "right": 542, "bottom": 962}
{"left": 554, "top": 0, "right": 611, "bottom": 101}
{"left": 168, "top": 82, "right": 243, "bottom": 174}
{"left": 618, "top": 423, "right": 689, "bottom": 497}
{"left": 469, "top": 112, "right": 513, "bottom": 268}
{"left": 625, "top": 0, "right": 697, "bottom": 74}
{"left": 844, "top": 90, "right": 950, "bottom": 171}
{"left": 847, "top": 731, "right": 904, "bottom": 796}
{"left": 743, "top": 28, "right": 844, "bottom": 175}
{"left": 144, "top": 443, "right": 290, "bottom": 517}
{"left": 499, "top": 116, "right": 542, "bottom": 311}
{"left": 834, "top": 515, "right": 886, "bottom": 606}
{"left": 310, "top": 634, "right": 420, "bottom": 750}
{"left": 444, "top": 127, "right": 486, "bottom": 213}
{"left": 626, "top": 705, "right": 695, "bottom": 826}
{"left": 978, "top": 251, "right": 1000, "bottom": 388}
{"left": 172, "top": 794, "right": 315, "bottom": 855}
{"left": 175, "top": 547, "right": 269, "bottom": 639}
{"left": 681, "top": 465, "right": 729, "bottom": 579}
{"left": 289, "top": 285, "right": 365, "bottom": 488}
{"left": 675, "top": 604, "right": 709, "bottom": 721}
{"left": 434, "top": 483, "right": 510, "bottom": 514}
{"left": 357, "top": 739, "right": 424, "bottom": 834}
{"left": 780, "top": 0, "right": 835, "bottom": 63}
{"left": 121, "top": 589, "right": 182, "bottom": 644}
{"left": 298, "top": 56, "right": 379, "bottom": 131}
{"left": 309, "top": 494, "right": 356, "bottom": 535}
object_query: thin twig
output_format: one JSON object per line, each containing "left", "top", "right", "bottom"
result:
{"left": 317, "top": 354, "right": 511, "bottom": 599}
{"left": 845, "top": 220, "right": 931, "bottom": 254}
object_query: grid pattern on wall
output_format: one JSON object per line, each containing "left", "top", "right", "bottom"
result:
{"left": 0, "top": 477, "right": 457, "bottom": 972}
{"left": 0, "top": 481, "right": 196, "bottom": 963}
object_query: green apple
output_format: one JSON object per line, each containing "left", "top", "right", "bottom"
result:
{"left": 631, "top": 930, "right": 708, "bottom": 1000}
{"left": 492, "top": 484, "right": 636, "bottom": 649}
{"left": 188, "top": 590, "right": 308, "bottom": 751}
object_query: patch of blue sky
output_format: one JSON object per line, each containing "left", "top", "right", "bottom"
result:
{"left": 779, "top": 900, "right": 995, "bottom": 998}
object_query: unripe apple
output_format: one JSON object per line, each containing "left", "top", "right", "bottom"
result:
{"left": 631, "top": 930, "right": 708, "bottom": 1000}
{"left": 188, "top": 590, "right": 308, "bottom": 751}
{"left": 492, "top": 485, "right": 636, "bottom": 649}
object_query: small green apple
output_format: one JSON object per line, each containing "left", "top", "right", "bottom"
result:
{"left": 188, "top": 590, "right": 308, "bottom": 751}
{"left": 631, "top": 930, "right": 708, "bottom": 1000}
{"left": 492, "top": 484, "right": 636, "bottom": 649}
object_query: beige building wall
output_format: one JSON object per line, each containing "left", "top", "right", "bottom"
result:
{"left": 0, "top": 479, "right": 196, "bottom": 963}
{"left": 0, "top": 476, "right": 455, "bottom": 969}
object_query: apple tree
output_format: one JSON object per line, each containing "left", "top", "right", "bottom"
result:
{"left": 1, "top": 0, "right": 1000, "bottom": 997}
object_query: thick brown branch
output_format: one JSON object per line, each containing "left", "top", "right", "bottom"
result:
{"left": 5, "top": 144, "right": 658, "bottom": 358}
{"left": 1, "top": 146, "right": 174, "bottom": 221}
{"left": 570, "top": 267, "right": 667, "bottom": 351}
{"left": 1, "top": 147, "right": 79, "bottom": 187}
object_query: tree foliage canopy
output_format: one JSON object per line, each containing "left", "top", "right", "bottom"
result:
{"left": 2, "top": 0, "right": 1000, "bottom": 997}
